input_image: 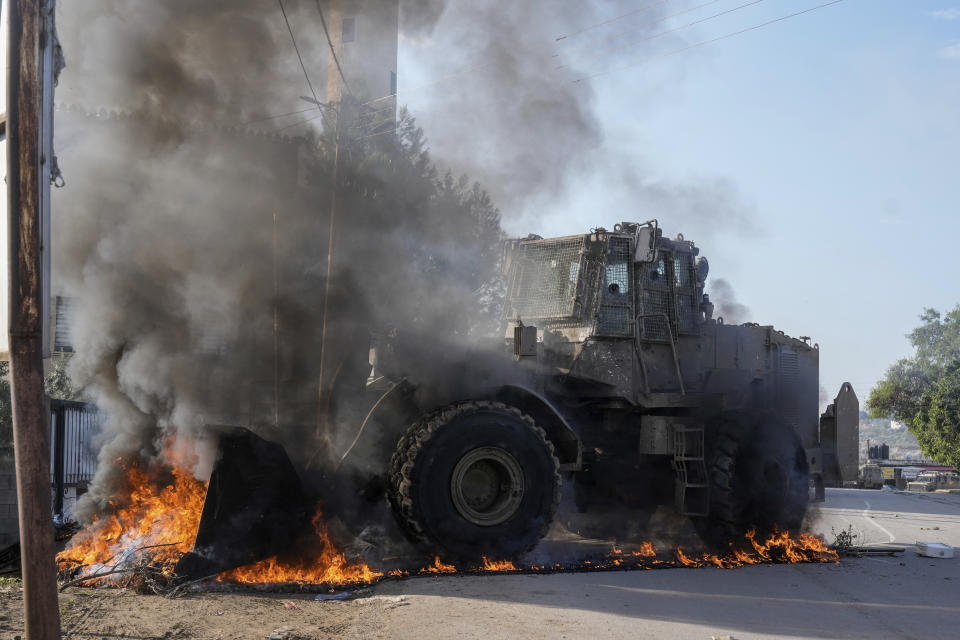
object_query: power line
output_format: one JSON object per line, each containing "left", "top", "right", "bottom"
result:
{"left": 315, "top": 0, "right": 353, "bottom": 99}
{"left": 561, "top": 0, "right": 768, "bottom": 70}
{"left": 573, "top": 0, "right": 847, "bottom": 83}
{"left": 555, "top": 0, "right": 725, "bottom": 57}
{"left": 238, "top": 106, "right": 319, "bottom": 127}
{"left": 278, "top": 0, "right": 322, "bottom": 107}
{"left": 278, "top": 112, "right": 325, "bottom": 132}
{"left": 555, "top": 0, "right": 675, "bottom": 41}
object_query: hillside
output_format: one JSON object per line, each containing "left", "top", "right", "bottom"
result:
{"left": 859, "top": 412, "right": 923, "bottom": 460}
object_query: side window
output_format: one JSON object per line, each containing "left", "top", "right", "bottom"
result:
{"left": 639, "top": 252, "right": 673, "bottom": 341}
{"left": 648, "top": 256, "right": 667, "bottom": 284}
{"left": 674, "top": 253, "right": 698, "bottom": 334}
{"left": 674, "top": 254, "right": 693, "bottom": 288}
{"left": 597, "top": 238, "right": 633, "bottom": 336}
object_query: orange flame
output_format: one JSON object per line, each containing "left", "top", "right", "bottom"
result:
{"left": 58, "top": 447, "right": 835, "bottom": 587}
{"left": 56, "top": 461, "right": 207, "bottom": 581}
{"left": 218, "top": 510, "right": 382, "bottom": 586}
{"left": 480, "top": 557, "right": 518, "bottom": 572}
{"left": 420, "top": 556, "right": 456, "bottom": 574}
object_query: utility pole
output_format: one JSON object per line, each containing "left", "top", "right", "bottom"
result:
{"left": 6, "top": 0, "right": 61, "bottom": 637}
{"left": 315, "top": 0, "right": 351, "bottom": 445}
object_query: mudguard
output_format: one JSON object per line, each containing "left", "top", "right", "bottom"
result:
{"left": 175, "top": 427, "right": 309, "bottom": 580}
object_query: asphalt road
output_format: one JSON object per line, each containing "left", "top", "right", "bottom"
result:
{"left": 353, "top": 488, "right": 960, "bottom": 640}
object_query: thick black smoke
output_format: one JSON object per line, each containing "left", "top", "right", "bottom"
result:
{"left": 52, "top": 1, "right": 505, "bottom": 518}
{"left": 707, "top": 277, "right": 751, "bottom": 325}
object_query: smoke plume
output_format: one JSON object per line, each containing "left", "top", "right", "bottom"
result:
{"left": 52, "top": 0, "right": 505, "bottom": 519}
{"left": 708, "top": 277, "right": 751, "bottom": 325}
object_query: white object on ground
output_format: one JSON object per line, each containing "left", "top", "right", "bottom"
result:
{"left": 915, "top": 541, "right": 954, "bottom": 558}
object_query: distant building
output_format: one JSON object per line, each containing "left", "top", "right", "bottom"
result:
{"left": 324, "top": 0, "right": 399, "bottom": 123}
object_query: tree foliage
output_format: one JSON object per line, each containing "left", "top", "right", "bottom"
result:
{"left": 869, "top": 307, "right": 960, "bottom": 466}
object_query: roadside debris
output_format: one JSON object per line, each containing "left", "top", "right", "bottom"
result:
{"left": 839, "top": 546, "right": 905, "bottom": 557}
{"left": 916, "top": 542, "right": 954, "bottom": 559}
{"left": 315, "top": 591, "right": 354, "bottom": 601}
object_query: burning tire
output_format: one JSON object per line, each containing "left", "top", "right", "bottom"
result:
{"left": 703, "top": 421, "right": 809, "bottom": 543}
{"left": 389, "top": 401, "right": 561, "bottom": 563}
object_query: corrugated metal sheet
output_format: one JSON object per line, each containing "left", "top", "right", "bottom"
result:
{"left": 50, "top": 400, "right": 103, "bottom": 486}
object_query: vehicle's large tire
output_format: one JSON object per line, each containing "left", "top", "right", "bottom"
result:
{"left": 389, "top": 401, "right": 561, "bottom": 563}
{"left": 703, "top": 421, "right": 809, "bottom": 543}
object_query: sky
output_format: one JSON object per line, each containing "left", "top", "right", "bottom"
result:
{"left": 395, "top": 0, "right": 960, "bottom": 406}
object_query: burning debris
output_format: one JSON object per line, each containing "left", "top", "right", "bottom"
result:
{"left": 55, "top": 454, "right": 837, "bottom": 593}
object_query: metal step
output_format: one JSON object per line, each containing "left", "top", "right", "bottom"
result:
{"left": 673, "top": 425, "right": 708, "bottom": 517}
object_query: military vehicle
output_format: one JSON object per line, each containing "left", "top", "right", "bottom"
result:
{"left": 858, "top": 463, "right": 885, "bottom": 490}
{"left": 907, "top": 470, "right": 960, "bottom": 492}
{"left": 177, "top": 220, "right": 855, "bottom": 578}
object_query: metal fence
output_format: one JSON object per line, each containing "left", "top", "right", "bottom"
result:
{"left": 50, "top": 400, "right": 104, "bottom": 516}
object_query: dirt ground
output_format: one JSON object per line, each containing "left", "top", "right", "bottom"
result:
{"left": 0, "top": 583, "right": 401, "bottom": 640}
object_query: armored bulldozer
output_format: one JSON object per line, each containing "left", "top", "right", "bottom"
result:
{"left": 177, "top": 220, "right": 850, "bottom": 577}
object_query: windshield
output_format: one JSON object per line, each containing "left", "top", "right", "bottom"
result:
{"left": 508, "top": 238, "right": 584, "bottom": 321}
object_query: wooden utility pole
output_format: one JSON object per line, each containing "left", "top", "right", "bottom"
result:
{"left": 6, "top": 0, "right": 62, "bottom": 637}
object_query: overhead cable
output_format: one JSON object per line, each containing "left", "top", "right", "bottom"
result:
{"left": 554, "top": 0, "right": 675, "bottom": 41}
{"left": 560, "top": 0, "right": 768, "bottom": 69}
{"left": 573, "top": 0, "right": 847, "bottom": 83}
{"left": 277, "top": 0, "right": 322, "bottom": 107}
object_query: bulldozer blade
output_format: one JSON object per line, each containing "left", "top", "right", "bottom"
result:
{"left": 175, "top": 427, "right": 309, "bottom": 581}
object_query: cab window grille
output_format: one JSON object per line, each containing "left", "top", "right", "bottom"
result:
{"left": 638, "top": 253, "right": 675, "bottom": 341}
{"left": 508, "top": 238, "right": 584, "bottom": 321}
{"left": 674, "top": 254, "right": 694, "bottom": 288}
{"left": 597, "top": 237, "right": 633, "bottom": 336}
{"left": 674, "top": 253, "right": 699, "bottom": 335}
{"left": 676, "top": 293, "right": 698, "bottom": 333}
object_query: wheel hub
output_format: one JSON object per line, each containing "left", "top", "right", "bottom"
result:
{"left": 450, "top": 447, "right": 524, "bottom": 526}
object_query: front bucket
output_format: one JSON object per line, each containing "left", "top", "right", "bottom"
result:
{"left": 175, "top": 427, "right": 309, "bottom": 580}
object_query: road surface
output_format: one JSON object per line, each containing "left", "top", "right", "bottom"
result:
{"left": 354, "top": 488, "right": 960, "bottom": 640}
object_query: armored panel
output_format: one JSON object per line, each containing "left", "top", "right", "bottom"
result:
{"left": 507, "top": 237, "right": 584, "bottom": 322}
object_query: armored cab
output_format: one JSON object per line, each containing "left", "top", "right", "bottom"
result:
{"left": 500, "top": 221, "right": 827, "bottom": 534}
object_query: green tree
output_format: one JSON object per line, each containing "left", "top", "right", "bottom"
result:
{"left": 869, "top": 307, "right": 960, "bottom": 466}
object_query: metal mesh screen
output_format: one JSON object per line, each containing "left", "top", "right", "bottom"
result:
{"left": 639, "top": 256, "right": 673, "bottom": 341}
{"left": 676, "top": 292, "right": 698, "bottom": 334}
{"left": 674, "top": 254, "right": 699, "bottom": 334}
{"left": 673, "top": 254, "right": 694, "bottom": 289}
{"left": 597, "top": 237, "right": 633, "bottom": 336}
{"left": 509, "top": 238, "right": 584, "bottom": 320}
